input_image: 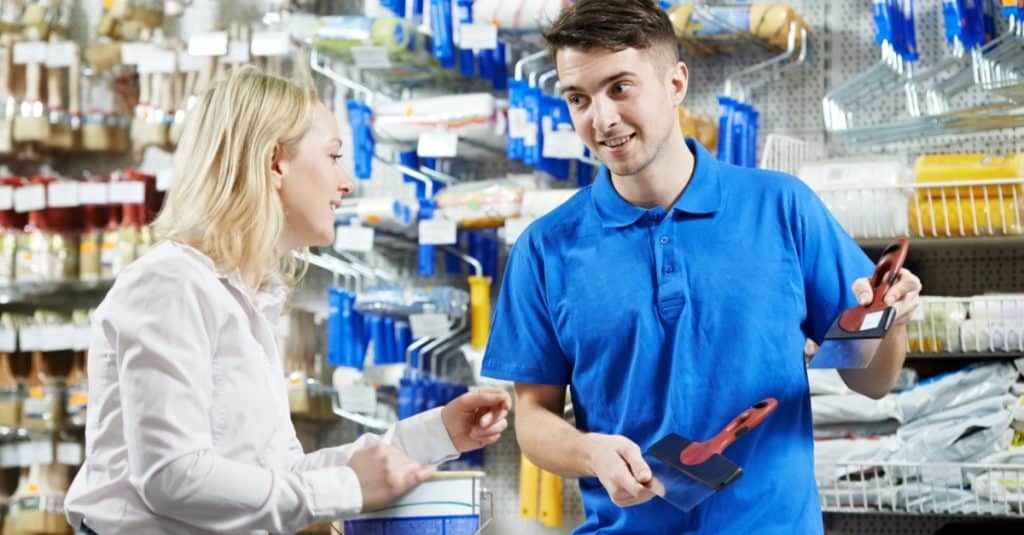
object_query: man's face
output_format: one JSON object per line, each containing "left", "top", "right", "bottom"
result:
{"left": 557, "top": 46, "right": 687, "bottom": 178}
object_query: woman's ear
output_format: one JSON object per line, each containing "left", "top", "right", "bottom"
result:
{"left": 270, "top": 145, "right": 286, "bottom": 191}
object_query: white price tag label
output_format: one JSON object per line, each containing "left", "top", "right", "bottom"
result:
{"left": 57, "top": 442, "right": 83, "bottom": 466}
{"left": 522, "top": 122, "right": 539, "bottom": 147}
{"left": 333, "top": 225, "right": 375, "bottom": 252}
{"left": 78, "top": 183, "right": 109, "bottom": 205}
{"left": 339, "top": 384, "right": 377, "bottom": 413}
{"left": 47, "top": 182, "right": 79, "bottom": 208}
{"left": 13, "top": 41, "right": 48, "bottom": 64}
{"left": 860, "top": 311, "right": 885, "bottom": 332}
{"left": 120, "top": 42, "right": 154, "bottom": 65}
{"left": 418, "top": 217, "right": 457, "bottom": 245}
{"left": 0, "top": 443, "right": 19, "bottom": 468}
{"left": 156, "top": 169, "right": 173, "bottom": 192}
{"left": 459, "top": 23, "right": 498, "bottom": 50}
{"left": 177, "top": 50, "right": 204, "bottom": 72}
{"left": 18, "top": 326, "right": 39, "bottom": 351}
{"left": 543, "top": 129, "right": 585, "bottom": 159}
{"left": 503, "top": 217, "right": 534, "bottom": 245}
{"left": 409, "top": 313, "right": 451, "bottom": 339}
{"left": 0, "top": 185, "right": 12, "bottom": 210}
{"left": 39, "top": 324, "right": 76, "bottom": 351}
{"left": 0, "top": 327, "right": 15, "bottom": 353}
{"left": 13, "top": 185, "right": 45, "bottom": 213}
{"left": 138, "top": 49, "right": 177, "bottom": 73}
{"left": 109, "top": 181, "right": 146, "bottom": 204}
{"left": 19, "top": 441, "right": 53, "bottom": 465}
{"left": 351, "top": 46, "right": 392, "bottom": 69}
{"left": 45, "top": 41, "right": 77, "bottom": 67}
{"left": 417, "top": 131, "right": 459, "bottom": 158}
{"left": 251, "top": 31, "right": 290, "bottom": 56}
{"left": 188, "top": 32, "right": 229, "bottom": 56}
{"left": 73, "top": 325, "right": 92, "bottom": 351}
{"left": 219, "top": 40, "right": 251, "bottom": 64}
{"left": 507, "top": 108, "right": 528, "bottom": 139}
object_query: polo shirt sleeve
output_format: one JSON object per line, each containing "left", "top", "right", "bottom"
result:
{"left": 481, "top": 232, "right": 571, "bottom": 386}
{"left": 795, "top": 186, "right": 876, "bottom": 344}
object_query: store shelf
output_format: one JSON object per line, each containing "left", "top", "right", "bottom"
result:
{"left": 857, "top": 235, "right": 1024, "bottom": 252}
{"left": 0, "top": 280, "right": 114, "bottom": 305}
{"left": 817, "top": 461, "right": 1024, "bottom": 518}
{"left": 907, "top": 351, "right": 1024, "bottom": 360}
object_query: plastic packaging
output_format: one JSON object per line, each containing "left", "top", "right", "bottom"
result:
{"left": 897, "top": 362, "right": 1018, "bottom": 421}
{"left": 812, "top": 393, "right": 903, "bottom": 426}
{"left": 472, "top": 0, "right": 569, "bottom": 30}
{"left": 372, "top": 93, "right": 496, "bottom": 142}
{"left": 434, "top": 178, "right": 526, "bottom": 227}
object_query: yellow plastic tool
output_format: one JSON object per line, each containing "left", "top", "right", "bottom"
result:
{"left": 539, "top": 470, "right": 563, "bottom": 527}
{"left": 519, "top": 454, "right": 540, "bottom": 520}
{"left": 468, "top": 275, "right": 492, "bottom": 349}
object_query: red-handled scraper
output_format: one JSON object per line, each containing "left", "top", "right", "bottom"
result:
{"left": 644, "top": 398, "right": 778, "bottom": 512}
{"left": 808, "top": 237, "right": 910, "bottom": 369}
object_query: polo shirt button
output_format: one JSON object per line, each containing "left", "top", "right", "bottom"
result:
{"left": 660, "top": 236, "right": 670, "bottom": 245}
{"left": 664, "top": 265, "right": 675, "bottom": 274}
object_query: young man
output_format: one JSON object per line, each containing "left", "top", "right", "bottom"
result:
{"left": 481, "top": 1, "right": 922, "bottom": 533}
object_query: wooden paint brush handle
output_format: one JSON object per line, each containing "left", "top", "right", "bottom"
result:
{"left": 69, "top": 45, "right": 80, "bottom": 116}
{"left": 25, "top": 62, "right": 41, "bottom": 103}
{"left": 46, "top": 63, "right": 62, "bottom": 110}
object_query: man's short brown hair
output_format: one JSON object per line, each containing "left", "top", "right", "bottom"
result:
{"left": 543, "top": 0, "right": 680, "bottom": 66}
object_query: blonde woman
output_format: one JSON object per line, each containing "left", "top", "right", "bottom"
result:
{"left": 65, "top": 66, "right": 511, "bottom": 534}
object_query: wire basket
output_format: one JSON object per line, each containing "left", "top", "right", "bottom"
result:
{"left": 908, "top": 295, "right": 1024, "bottom": 354}
{"left": 816, "top": 461, "right": 1024, "bottom": 517}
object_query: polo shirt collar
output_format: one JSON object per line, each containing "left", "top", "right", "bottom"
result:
{"left": 593, "top": 137, "right": 722, "bottom": 228}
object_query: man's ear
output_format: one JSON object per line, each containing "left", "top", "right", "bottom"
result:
{"left": 670, "top": 61, "right": 689, "bottom": 107}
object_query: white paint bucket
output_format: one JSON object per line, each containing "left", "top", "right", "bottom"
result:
{"left": 343, "top": 470, "right": 489, "bottom": 534}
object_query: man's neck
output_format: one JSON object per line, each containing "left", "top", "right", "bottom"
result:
{"left": 611, "top": 134, "right": 695, "bottom": 211}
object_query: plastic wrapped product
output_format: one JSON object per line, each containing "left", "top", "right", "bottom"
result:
{"left": 808, "top": 369, "right": 852, "bottom": 396}
{"left": 907, "top": 298, "right": 967, "bottom": 353}
{"left": 897, "top": 362, "right": 1019, "bottom": 422}
{"left": 814, "top": 421, "right": 901, "bottom": 440}
{"left": 812, "top": 393, "right": 902, "bottom": 426}
{"left": 372, "top": 93, "right": 497, "bottom": 142}
{"left": 434, "top": 178, "right": 526, "bottom": 228}
{"left": 472, "top": 0, "right": 570, "bottom": 30}
{"left": 969, "top": 294, "right": 1024, "bottom": 322}
{"left": 909, "top": 196, "right": 1022, "bottom": 237}
{"left": 893, "top": 394, "right": 1016, "bottom": 464}
{"left": 960, "top": 319, "right": 1024, "bottom": 352}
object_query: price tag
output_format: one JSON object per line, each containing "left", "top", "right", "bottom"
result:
{"left": 418, "top": 217, "right": 457, "bottom": 245}
{"left": 177, "top": 50, "right": 204, "bottom": 72}
{"left": 351, "top": 46, "right": 392, "bottom": 69}
{"left": 339, "top": 384, "right": 377, "bottom": 413}
{"left": 156, "top": 169, "right": 173, "bottom": 192}
{"left": 333, "top": 224, "right": 375, "bottom": 252}
{"left": 47, "top": 182, "right": 79, "bottom": 208}
{"left": 0, "top": 327, "right": 15, "bottom": 353}
{"left": 219, "top": 40, "right": 250, "bottom": 64}
{"left": 45, "top": 41, "right": 77, "bottom": 67}
{"left": 57, "top": 442, "right": 83, "bottom": 466}
{"left": 120, "top": 42, "right": 154, "bottom": 65}
{"left": 503, "top": 217, "right": 534, "bottom": 245}
{"left": 78, "top": 183, "right": 109, "bottom": 205}
{"left": 39, "top": 324, "right": 75, "bottom": 351}
{"left": 522, "top": 122, "right": 539, "bottom": 147}
{"left": 0, "top": 443, "right": 20, "bottom": 468}
{"left": 19, "top": 441, "right": 53, "bottom": 465}
{"left": 108, "top": 181, "right": 146, "bottom": 204}
{"left": 543, "top": 129, "right": 585, "bottom": 159}
{"left": 188, "top": 32, "right": 229, "bottom": 56}
{"left": 458, "top": 23, "right": 498, "bottom": 50}
{"left": 417, "top": 131, "right": 459, "bottom": 158}
{"left": 251, "top": 31, "right": 290, "bottom": 56}
{"left": 410, "top": 313, "right": 451, "bottom": 338}
{"left": 0, "top": 185, "right": 12, "bottom": 210}
{"left": 18, "top": 325, "right": 39, "bottom": 351}
{"left": 13, "top": 185, "right": 45, "bottom": 213}
{"left": 73, "top": 324, "right": 92, "bottom": 351}
{"left": 507, "top": 108, "right": 528, "bottom": 139}
{"left": 13, "top": 41, "right": 48, "bottom": 64}
{"left": 138, "top": 48, "right": 177, "bottom": 73}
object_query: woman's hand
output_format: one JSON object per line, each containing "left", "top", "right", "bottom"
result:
{"left": 441, "top": 388, "right": 512, "bottom": 452}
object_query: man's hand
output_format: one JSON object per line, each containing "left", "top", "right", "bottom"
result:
{"left": 347, "top": 444, "right": 435, "bottom": 512}
{"left": 852, "top": 267, "right": 922, "bottom": 325}
{"left": 441, "top": 388, "right": 512, "bottom": 452}
{"left": 583, "top": 433, "right": 656, "bottom": 507}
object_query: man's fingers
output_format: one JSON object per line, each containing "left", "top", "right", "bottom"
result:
{"left": 852, "top": 278, "right": 873, "bottom": 305}
{"left": 618, "top": 443, "right": 652, "bottom": 484}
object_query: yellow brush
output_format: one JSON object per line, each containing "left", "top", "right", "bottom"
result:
{"left": 539, "top": 470, "right": 564, "bottom": 527}
{"left": 468, "top": 275, "right": 492, "bottom": 349}
{"left": 12, "top": 59, "right": 50, "bottom": 144}
{"left": 519, "top": 454, "right": 540, "bottom": 519}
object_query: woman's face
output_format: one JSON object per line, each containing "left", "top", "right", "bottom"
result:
{"left": 275, "top": 102, "right": 355, "bottom": 250}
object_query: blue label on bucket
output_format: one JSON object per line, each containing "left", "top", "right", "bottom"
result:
{"left": 344, "top": 514, "right": 479, "bottom": 534}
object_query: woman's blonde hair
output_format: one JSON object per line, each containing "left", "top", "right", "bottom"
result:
{"left": 153, "top": 65, "right": 316, "bottom": 287}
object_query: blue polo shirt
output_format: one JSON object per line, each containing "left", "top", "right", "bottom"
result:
{"left": 482, "top": 139, "right": 873, "bottom": 534}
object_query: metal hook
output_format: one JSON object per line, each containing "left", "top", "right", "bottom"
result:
{"left": 514, "top": 50, "right": 548, "bottom": 81}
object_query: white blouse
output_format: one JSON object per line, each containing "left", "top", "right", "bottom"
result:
{"left": 65, "top": 241, "right": 458, "bottom": 534}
